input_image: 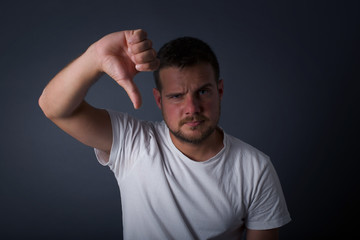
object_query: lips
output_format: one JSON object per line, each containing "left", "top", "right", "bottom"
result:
{"left": 179, "top": 116, "right": 207, "bottom": 127}
{"left": 184, "top": 120, "right": 204, "bottom": 127}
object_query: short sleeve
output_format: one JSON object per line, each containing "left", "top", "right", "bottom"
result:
{"left": 245, "top": 158, "right": 291, "bottom": 230}
{"left": 94, "top": 110, "right": 152, "bottom": 181}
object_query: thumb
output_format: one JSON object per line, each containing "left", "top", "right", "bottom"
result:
{"left": 102, "top": 55, "right": 142, "bottom": 109}
{"left": 121, "top": 79, "right": 142, "bottom": 109}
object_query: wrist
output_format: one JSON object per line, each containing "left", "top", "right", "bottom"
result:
{"left": 68, "top": 44, "right": 104, "bottom": 87}
{"left": 83, "top": 43, "right": 104, "bottom": 76}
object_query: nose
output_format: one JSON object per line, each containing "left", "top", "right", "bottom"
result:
{"left": 185, "top": 95, "right": 201, "bottom": 115}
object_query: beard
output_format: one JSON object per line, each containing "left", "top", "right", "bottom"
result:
{"left": 166, "top": 114, "right": 220, "bottom": 145}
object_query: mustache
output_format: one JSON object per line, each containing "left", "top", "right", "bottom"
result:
{"left": 179, "top": 115, "right": 208, "bottom": 126}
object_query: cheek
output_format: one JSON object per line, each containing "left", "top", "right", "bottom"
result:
{"left": 162, "top": 104, "right": 180, "bottom": 121}
{"left": 205, "top": 100, "right": 220, "bottom": 116}
{"left": 204, "top": 99, "right": 217, "bottom": 110}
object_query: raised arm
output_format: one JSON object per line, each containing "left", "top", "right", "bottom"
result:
{"left": 38, "top": 29, "right": 159, "bottom": 155}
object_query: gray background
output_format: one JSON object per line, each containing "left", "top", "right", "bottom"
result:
{"left": 1, "top": 0, "right": 359, "bottom": 239}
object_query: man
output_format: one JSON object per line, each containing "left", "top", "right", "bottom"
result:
{"left": 39, "top": 29, "right": 291, "bottom": 239}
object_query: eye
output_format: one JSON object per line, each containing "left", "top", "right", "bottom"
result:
{"left": 168, "top": 94, "right": 183, "bottom": 99}
{"left": 199, "top": 89, "right": 209, "bottom": 95}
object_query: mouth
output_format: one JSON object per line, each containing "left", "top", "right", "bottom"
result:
{"left": 184, "top": 120, "right": 204, "bottom": 127}
{"left": 179, "top": 115, "right": 208, "bottom": 128}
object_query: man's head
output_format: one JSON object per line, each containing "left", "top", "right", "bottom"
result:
{"left": 153, "top": 36, "right": 220, "bottom": 91}
{"left": 153, "top": 37, "right": 223, "bottom": 146}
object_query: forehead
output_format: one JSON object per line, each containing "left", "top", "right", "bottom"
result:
{"left": 158, "top": 63, "right": 217, "bottom": 92}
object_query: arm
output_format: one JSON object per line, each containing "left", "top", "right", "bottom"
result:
{"left": 38, "top": 29, "right": 159, "bottom": 156}
{"left": 246, "top": 228, "right": 279, "bottom": 240}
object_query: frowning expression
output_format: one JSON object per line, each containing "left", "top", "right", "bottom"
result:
{"left": 153, "top": 63, "right": 223, "bottom": 144}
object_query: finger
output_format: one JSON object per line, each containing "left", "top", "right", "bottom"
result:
{"left": 136, "top": 59, "right": 160, "bottom": 72}
{"left": 128, "top": 39, "right": 153, "bottom": 54}
{"left": 121, "top": 80, "right": 142, "bottom": 109}
{"left": 133, "top": 49, "right": 157, "bottom": 64}
{"left": 125, "top": 29, "right": 147, "bottom": 45}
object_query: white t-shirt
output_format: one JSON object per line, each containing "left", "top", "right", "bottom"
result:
{"left": 95, "top": 111, "right": 291, "bottom": 240}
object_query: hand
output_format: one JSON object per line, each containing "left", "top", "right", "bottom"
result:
{"left": 92, "top": 29, "right": 159, "bottom": 109}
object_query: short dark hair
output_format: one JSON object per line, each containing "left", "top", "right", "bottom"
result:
{"left": 153, "top": 37, "right": 220, "bottom": 91}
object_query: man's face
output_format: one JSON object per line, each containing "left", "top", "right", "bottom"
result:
{"left": 153, "top": 63, "right": 223, "bottom": 144}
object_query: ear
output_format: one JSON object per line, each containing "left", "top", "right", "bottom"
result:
{"left": 153, "top": 88, "right": 162, "bottom": 109}
{"left": 218, "top": 79, "right": 224, "bottom": 100}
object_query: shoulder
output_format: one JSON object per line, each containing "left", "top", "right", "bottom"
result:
{"left": 107, "top": 110, "right": 168, "bottom": 143}
{"left": 225, "top": 133, "right": 270, "bottom": 167}
{"left": 107, "top": 110, "right": 154, "bottom": 130}
{"left": 222, "top": 133, "right": 277, "bottom": 187}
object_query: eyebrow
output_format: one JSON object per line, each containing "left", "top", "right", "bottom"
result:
{"left": 164, "top": 83, "right": 214, "bottom": 98}
{"left": 197, "top": 83, "right": 213, "bottom": 90}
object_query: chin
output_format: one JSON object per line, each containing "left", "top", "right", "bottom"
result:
{"left": 171, "top": 126, "right": 216, "bottom": 145}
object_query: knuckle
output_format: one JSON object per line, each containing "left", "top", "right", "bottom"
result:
{"left": 136, "top": 29, "right": 147, "bottom": 39}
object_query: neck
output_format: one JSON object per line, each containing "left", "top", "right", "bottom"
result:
{"left": 170, "top": 127, "right": 224, "bottom": 162}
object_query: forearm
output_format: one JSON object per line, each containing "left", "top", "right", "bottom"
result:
{"left": 39, "top": 44, "right": 101, "bottom": 119}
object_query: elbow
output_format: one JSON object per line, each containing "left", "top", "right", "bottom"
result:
{"left": 38, "top": 93, "right": 48, "bottom": 118}
{"left": 38, "top": 92, "right": 54, "bottom": 120}
{"left": 38, "top": 91, "right": 80, "bottom": 120}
